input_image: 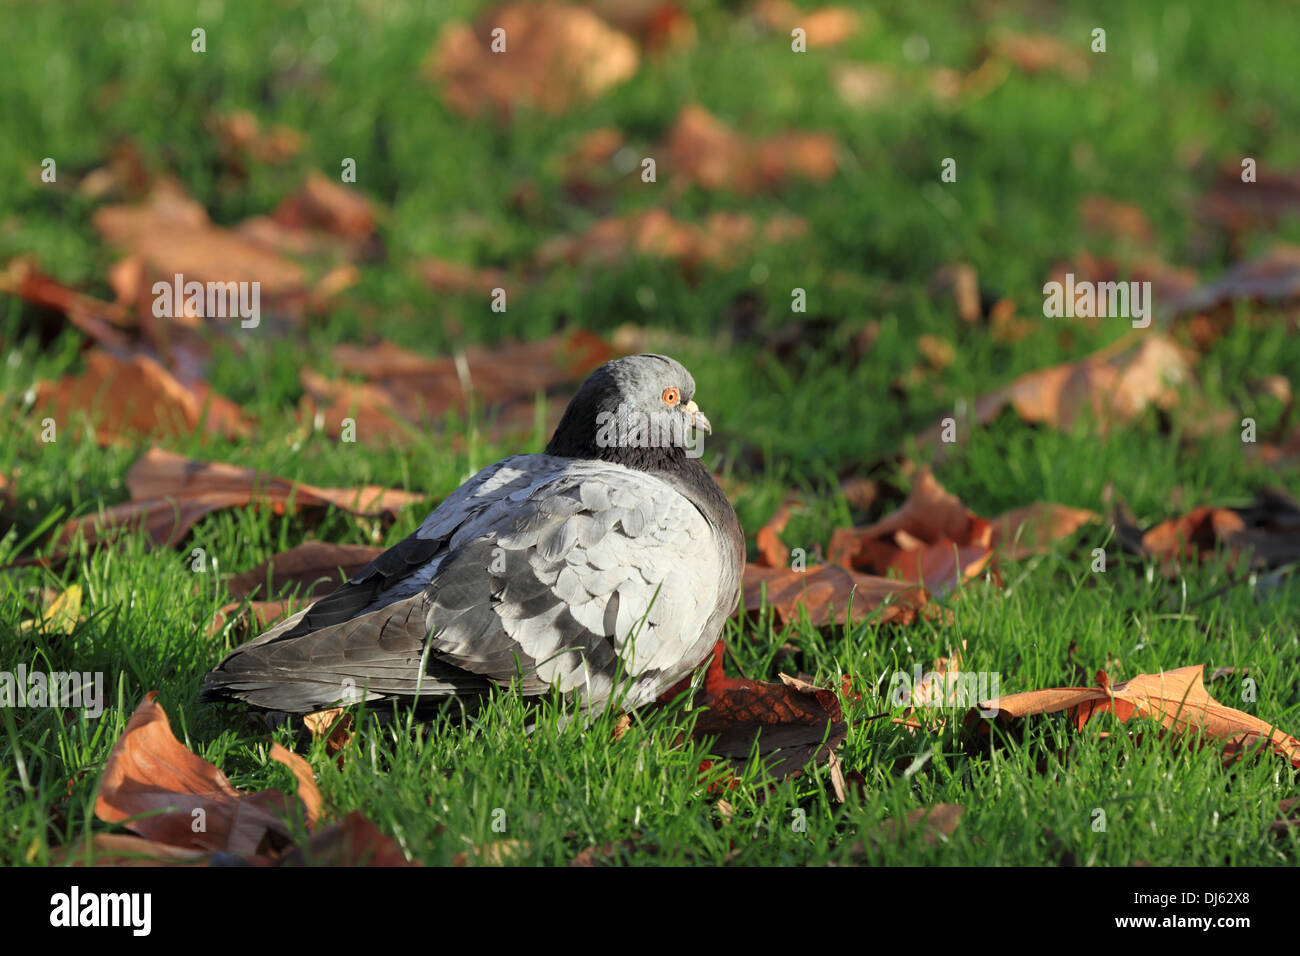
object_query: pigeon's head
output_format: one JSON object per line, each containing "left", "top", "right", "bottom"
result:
{"left": 546, "top": 354, "right": 711, "bottom": 465}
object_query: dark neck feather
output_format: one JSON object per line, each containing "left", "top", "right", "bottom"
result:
{"left": 545, "top": 390, "right": 690, "bottom": 474}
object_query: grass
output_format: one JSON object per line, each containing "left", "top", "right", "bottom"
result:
{"left": 2, "top": 0, "right": 1299, "bottom": 865}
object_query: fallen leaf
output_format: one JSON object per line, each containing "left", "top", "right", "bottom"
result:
{"left": 537, "top": 207, "right": 807, "bottom": 272}
{"left": 35, "top": 349, "right": 248, "bottom": 444}
{"left": 272, "top": 171, "right": 376, "bottom": 241}
{"left": 742, "top": 563, "right": 931, "bottom": 626}
{"left": 988, "top": 32, "right": 1088, "bottom": 79}
{"left": 55, "top": 448, "right": 422, "bottom": 551}
{"left": 427, "top": 3, "right": 639, "bottom": 119}
{"left": 917, "top": 334, "right": 1195, "bottom": 458}
{"left": 303, "top": 708, "right": 355, "bottom": 757}
{"left": 18, "top": 585, "right": 83, "bottom": 635}
{"left": 754, "top": 1, "right": 859, "bottom": 47}
{"left": 1113, "top": 488, "right": 1300, "bottom": 574}
{"left": 991, "top": 503, "right": 1099, "bottom": 560}
{"left": 828, "top": 467, "right": 994, "bottom": 595}
{"left": 1079, "top": 195, "right": 1154, "bottom": 245}
{"left": 664, "top": 105, "right": 838, "bottom": 194}
{"left": 93, "top": 179, "right": 307, "bottom": 310}
{"left": 755, "top": 500, "right": 795, "bottom": 568}
{"left": 276, "top": 811, "right": 414, "bottom": 866}
{"left": 95, "top": 692, "right": 320, "bottom": 857}
{"left": 968, "top": 666, "right": 1300, "bottom": 770}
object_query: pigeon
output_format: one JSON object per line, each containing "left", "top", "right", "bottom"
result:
{"left": 201, "top": 353, "right": 744, "bottom": 716}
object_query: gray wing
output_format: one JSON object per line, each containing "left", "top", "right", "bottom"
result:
{"left": 201, "top": 456, "right": 724, "bottom": 713}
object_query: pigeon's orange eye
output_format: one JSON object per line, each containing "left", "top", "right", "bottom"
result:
{"left": 661, "top": 387, "right": 680, "bottom": 406}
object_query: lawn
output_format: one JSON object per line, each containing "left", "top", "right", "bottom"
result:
{"left": 2, "top": 0, "right": 1298, "bottom": 866}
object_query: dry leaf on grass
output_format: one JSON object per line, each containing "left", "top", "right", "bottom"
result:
{"left": 967, "top": 666, "right": 1300, "bottom": 770}
{"left": 427, "top": 3, "right": 639, "bottom": 119}
{"left": 18, "top": 585, "right": 83, "bottom": 635}
{"left": 0, "top": 257, "right": 134, "bottom": 349}
{"left": 56, "top": 448, "right": 422, "bottom": 552}
{"left": 95, "top": 693, "right": 320, "bottom": 857}
{"left": 991, "top": 503, "right": 1099, "bottom": 560}
{"left": 272, "top": 171, "right": 376, "bottom": 241}
{"left": 1113, "top": 488, "right": 1300, "bottom": 574}
{"left": 754, "top": 499, "right": 796, "bottom": 568}
{"left": 917, "top": 334, "right": 1195, "bottom": 460}
{"left": 35, "top": 349, "right": 248, "bottom": 444}
{"left": 930, "top": 262, "right": 981, "bottom": 323}
{"left": 207, "top": 599, "right": 302, "bottom": 639}
{"left": 86, "top": 694, "right": 408, "bottom": 866}
{"left": 1165, "top": 244, "right": 1300, "bottom": 319}
{"left": 753, "top": 1, "right": 859, "bottom": 47}
{"left": 1198, "top": 162, "right": 1300, "bottom": 239}
{"left": 210, "top": 110, "right": 304, "bottom": 167}
{"left": 1078, "top": 195, "right": 1155, "bottom": 245}
{"left": 536, "top": 207, "right": 807, "bottom": 272}
{"left": 827, "top": 467, "right": 994, "bottom": 596}
{"left": 276, "top": 811, "right": 413, "bottom": 866}
{"left": 93, "top": 179, "right": 307, "bottom": 306}
{"left": 659, "top": 642, "right": 848, "bottom": 781}
{"left": 742, "top": 563, "right": 932, "bottom": 627}
{"left": 665, "top": 105, "right": 838, "bottom": 194}
{"left": 987, "top": 32, "right": 1088, "bottom": 79}
{"left": 303, "top": 331, "right": 614, "bottom": 443}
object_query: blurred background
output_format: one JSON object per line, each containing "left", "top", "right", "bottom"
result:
{"left": 2, "top": 0, "right": 1299, "bottom": 544}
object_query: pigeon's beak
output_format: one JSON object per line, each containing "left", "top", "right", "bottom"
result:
{"left": 684, "top": 400, "right": 712, "bottom": 435}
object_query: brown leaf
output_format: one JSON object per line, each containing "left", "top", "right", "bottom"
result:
{"left": 833, "top": 63, "right": 898, "bottom": 110}
{"left": 93, "top": 179, "right": 307, "bottom": 309}
{"left": 1115, "top": 488, "right": 1300, "bottom": 574}
{"left": 304, "top": 331, "right": 613, "bottom": 444}
{"left": 664, "top": 105, "right": 838, "bottom": 194}
{"left": 754, "top": 1, "right": 859, "bottom": 47}
{"left": 272, "top": 171, "right": 376, "bottom": 241}
{"left": 688, "top": 654, "right": 848, "bottom": 781}
{"left": 59, "top": 833, "right": 211, "bottom": 867}
{"left": 1199, "top": 163, "right": 1300, "bottom": 239}
{"left": 755, "top": 500, "right": 795, "bottom": 568}
{"left": 95, "top": 693, "right": 319, "bottom": 857}
{"left": 930, "top": 262, "right": 981, "bottom": 323}
{"left": 208, "top": 599, "right": 300, "bottom": 638}
{"left": 225, "top": 541, "right": 385, "bottom": 601}
{"left": 536, "top": 208, "right": 807, "bottom": 272}
{"left": 427, "top": 3, "right": 639, "bottom": 119}
{"left": 989, "top": 32, "right": 1088, "bottom": 79}
{"left": 35, "top": 349, "right": 248, "bottom": 444}
{"left": 275, "top": 811, "right": 414, "bottom": 866}
{"left": 1079, "top": 196, "right": 1154, "bottom": 245}
{"left": 991, "top": 503, "right": 1099, "bottom": 560}
{"left": 211, "top": 110, "right": 304, "bottom": 167}
{"left": 917, "top": 334, "right": 1194, "bottom": 458}
{"left": 56, "top": 448, "right": 422, "bottom": 551}
{"left": 1166, "top": 244, "right": 1300, "bottom": 317}
{"left": 969, "top": 666, "right": 1300, "bottom": 770}
{"left": 0, "top": 257, "right": 134, "bottom": 348}
{"left": 303, "top": 708, "right": 355, "bottom": 758}
{"left": 742, "top": 563, "right": 931, "bottom": 627}
{"left": 827, "top": 467, "right": 994, "bottom": 595}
